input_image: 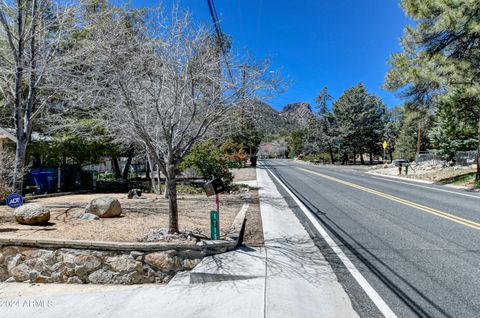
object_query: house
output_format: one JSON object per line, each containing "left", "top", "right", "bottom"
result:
{"left": 0, "top": 127, "right": 16, "bottom": 150}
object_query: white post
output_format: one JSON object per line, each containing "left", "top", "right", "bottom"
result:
{"left": 57, "top": 167, "right": 61, "bottom": 192}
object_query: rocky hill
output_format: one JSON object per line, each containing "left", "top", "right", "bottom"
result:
{"left": 252, "top": 101, "right": 314, "bottom": 135}
{"left": 280, "top": 102, "right": 314, "bottom": 126}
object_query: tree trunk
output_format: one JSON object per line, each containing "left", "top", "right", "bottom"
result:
{"left": 13, "top": 137, "right": 27, "bottom": 194}
{"left": 389, "top": 149, "right": 393, "bottom": 163}
{"left": 111, "top": 155, "right": 122, "bottom": 179}
{"left": 122, "top": 147, "right": 134, "bottom": 180}
{"left": 145, "top": 151, "right": 160, "bottom": 195}
{"left": 353, "top": 148, "right": 357, "bottom": 165}
{"left": 360, "top": 153, "right": 365, "bottom": 165}
{"left": 476, "top": 116, "right": 480, "bottom": 181}
{"left": 157, "top": 168, "right": 163, "bottom": 196}
{"left": 416, "top": 123, "right": 421, "bottom": 155}
{"left": 369, "top": 150, "right": 373, "bottom": 165}
{"left": 328, "top": 144, "right": 335, "bottom": 164}
{"left": 166, "top": 162, "right": 179, "bottom": 233}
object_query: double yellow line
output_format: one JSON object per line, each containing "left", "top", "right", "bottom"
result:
{"left": 297, "top": 167, "right": 480, "bottom": 230}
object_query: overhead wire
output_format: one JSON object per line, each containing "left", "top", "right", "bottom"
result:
{"left": 206, "top": 0, "right": 235, "bottom": 83}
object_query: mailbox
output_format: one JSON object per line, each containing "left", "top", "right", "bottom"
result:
{"left": 204, "top": 178, "right": 225, "bottom": 197}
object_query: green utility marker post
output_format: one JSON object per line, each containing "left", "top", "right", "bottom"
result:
{"left": 210, "top": 210, "right": 219, "bottom": 240}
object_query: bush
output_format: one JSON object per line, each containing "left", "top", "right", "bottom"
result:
{"left": 180, "top": 140, "right": 248, "bottom": 189}
{"left": 219, "top": 139, "right": 249, "bottom": 168}
{"left": 177, "top": 184, "right": 204, "bottom": 195}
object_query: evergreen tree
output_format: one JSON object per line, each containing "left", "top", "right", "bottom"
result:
{"left": 385, "top": 0, "right": 480, "bottom": 178}
{"left": 394, "top": 108, "right": 434, "bottom": 160}
{"left": 332, "top": 83, "right": 386, "bottom": 164}
{"left": 429, "top": 91, "right": 477, "bottom": 160}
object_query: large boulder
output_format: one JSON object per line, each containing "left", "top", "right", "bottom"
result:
{"left": 14, "top": 203, "right": 50, "bottom": 225}
{"left": 85, "top": 196, "right": 122, "bottom": 218}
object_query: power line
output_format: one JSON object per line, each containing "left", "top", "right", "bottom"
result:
{"left": 206, "top": 0, "right": 234, "bottom": 83}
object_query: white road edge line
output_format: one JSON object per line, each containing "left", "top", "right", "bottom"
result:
{"left": 368, "top": 175, "right": 480, "bottom": 200}
{"left": 263, "top": 163, "right": 398, "bottom": 318}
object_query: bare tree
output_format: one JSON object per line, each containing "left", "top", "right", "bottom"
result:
{"left": 0, "top": 0, "right": 74, "bottom": 192}
{"left": 61, "top": 5, "right": 277, "bottom": 233}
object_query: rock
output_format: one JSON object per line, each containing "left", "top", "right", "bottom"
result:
{"left": 85, "top": 196, "right": 122, "bottom": 218}
{"left": 88, "top": 269, "right": 114, "bottom": 284}
{"left": 79, "top": 213, "right": 100, "bottom": 221}
{"left": 144, "top": 251, "right": 180, "bottom": 273}
{"left": 4, "top": 246, "right": 19, "bottom": 256}
{"left": 130, "top": 251, "right": 144, "bottom": 260}
{"left": 127, "top": 189, "right": 142, "bottom": 199}
{"left": 105, "top": 256, "right": 142, "bottom": 274}
{"left": 7, "top": 254, "right": 22, "bottom": 272}
{"left": 181, "top": 258, "right": 201, "bottom": 270}
{"left": 34, "top": 275, "right": 49, "bottom": 283}
{"left": 14, "top": 204, "right": 50, "bottom": 225}
{"left": 67, "top": 277, "right": 83, "bottom": 284}
{"left": 74, "top": 255, "right": 101, "bottom": 272}
{"left": 10, "top": 263, "right": 30, "bottom": 281}
{"left": 37, "top": 250, "right": 57, "bottom": 265}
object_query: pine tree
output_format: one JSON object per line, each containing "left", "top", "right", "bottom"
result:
{"left": 385, "top": 0, "right": 480, "bottom": 179}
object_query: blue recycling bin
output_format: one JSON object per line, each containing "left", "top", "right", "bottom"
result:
{"left": 28, "top": 168, "right": 58, "bottom": 193}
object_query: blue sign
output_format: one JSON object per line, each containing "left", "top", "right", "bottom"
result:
{"left": 6, "top": 193, "right": 23, "bottom": 209}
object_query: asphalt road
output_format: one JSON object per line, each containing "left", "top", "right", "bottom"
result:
{"left": 261, "top": 159, "right": 480, "bottom": 318}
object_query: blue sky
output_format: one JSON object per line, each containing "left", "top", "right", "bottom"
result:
{"left": 124, "top": 1, "right": 411, "bottom": 111}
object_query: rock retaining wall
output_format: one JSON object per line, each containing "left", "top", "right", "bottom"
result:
{"left": 0, "top": 246, "right": 204, "bottom": 284}
{"left": 0, "top": 203, "right": 249, "bottom": 284}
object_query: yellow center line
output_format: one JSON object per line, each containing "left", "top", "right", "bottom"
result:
{"left": 297, "top": 167, "right": 480, "bottom": 230}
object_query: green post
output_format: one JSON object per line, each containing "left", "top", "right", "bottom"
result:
{"left": 210, "top": 210, "right": 219, "bottom": 240}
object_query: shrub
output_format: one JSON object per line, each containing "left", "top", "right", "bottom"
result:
{"left": 180, "top": 140, "right": 242, "bottom": 189}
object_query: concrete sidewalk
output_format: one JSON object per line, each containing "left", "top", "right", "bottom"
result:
{"left": 0, "top": 168, "right": 358, "bottom": 318}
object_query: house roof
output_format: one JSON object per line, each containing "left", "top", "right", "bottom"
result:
{"left": 0, "top": 127, "right": 17, "bottom": 143}
{"left": 0, "top": 127, "right": 52, "bottom": 143}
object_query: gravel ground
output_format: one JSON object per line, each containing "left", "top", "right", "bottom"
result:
{"left": 0, "top": 169, "right": 264, "bottom": 243}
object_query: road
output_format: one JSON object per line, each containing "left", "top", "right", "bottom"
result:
{"left": 261, "top": 159, "right": 480, "bottom": 318}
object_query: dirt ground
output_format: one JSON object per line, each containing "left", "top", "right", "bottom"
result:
{"left": 231, "top": 167, "right": 257, "bottom": 182}
{"left": 370, "top": 165, "right": 477, "bottom": 185}
{"left": 0, "top": 169, "right": 264, "bottom": 244}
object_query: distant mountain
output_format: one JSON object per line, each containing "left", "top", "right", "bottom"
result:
{"left": 280, "top": 102, "right": 314, "bottom": 127}
{"left": 252, "top": 101, "right": 314, "bottom": 135}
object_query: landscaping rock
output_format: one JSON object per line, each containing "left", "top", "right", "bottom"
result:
{"left": 127, "top": 189, "right": 142, "bottom": 199}
{"left": 85, "top": 196, "right": 122, "bottom": 218}
{"left": 79, "top": 213, "right": 100, "bottom": 221}
{"left": 14, "top": 203, "right": 50, "bottom": 225}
